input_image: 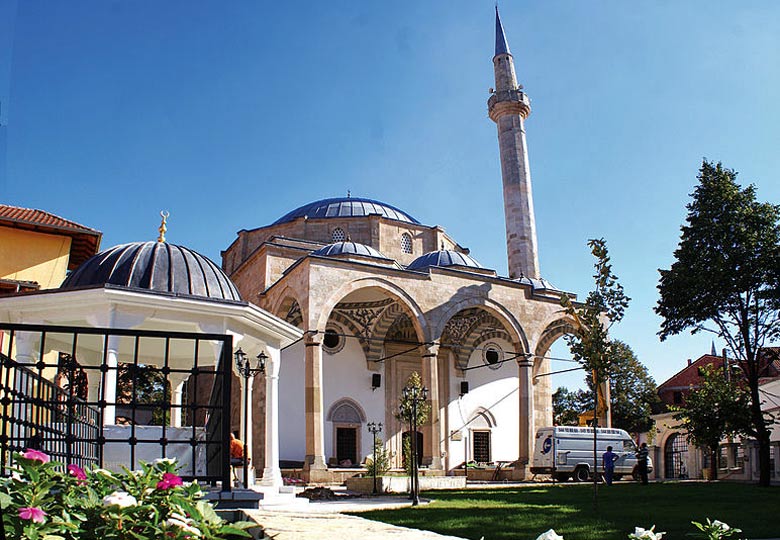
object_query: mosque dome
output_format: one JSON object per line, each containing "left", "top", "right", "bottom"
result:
{"left": 60, "top": 241, "right": 242, "bottom": 302}
{"left": 312, "top": 242, "right": 390, "bottom": 260}
{"left": 272, "top": 197, "right": 420, "bottom": 226}
{"left": 407, "top": 250, "right": 484, "bottom": 271}
{"left": 515, "top": 276, "right": 559, "bottom": 291}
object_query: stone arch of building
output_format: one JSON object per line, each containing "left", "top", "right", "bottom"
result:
{"left": 534, "top": 317, "right": 578, "bottom": 377}
{"left": 326, "top": 397, "right": 367, "bottom": 423}
{"left": 314, "top": 277, "right": 430, "bottom": 344}
{"left": 270, "top": 287, "right": 307, "bottom": 328}
{"left": 468, "top": 406, "right": 497, "bottom": 428}
{"left": 432, "top": 297, "right": 528, "bottom": 355}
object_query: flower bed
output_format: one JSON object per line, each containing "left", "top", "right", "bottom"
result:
{"left": 0, "top": 449, "right": 255, "bottom": 539}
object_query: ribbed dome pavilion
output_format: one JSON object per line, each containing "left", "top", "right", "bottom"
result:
{"left": 60, "top": 241, "right": 242, "bottom": 302}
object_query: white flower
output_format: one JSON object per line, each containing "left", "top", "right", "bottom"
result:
{"left": 629, "top": 526, "right": 665, "bottom": 540}
{"left": 154, "top": 457, "right": 177, "bottom": 467}
{"left": 536, "top": 530, "right": 564, "bottom": 540}
{"left": 166, "top": 512, "right": 202, "bottom": 537}
{"left": 102, "top": 491, "right": 138, "bottom": 508}
{"left": 93, "top": 468, "right": 115, "bottom": 478}
{"left": 712, "top": 520, "right": 730, "bottom": 532}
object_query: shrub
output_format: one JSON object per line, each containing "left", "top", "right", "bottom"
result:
{"left": 364, "top": 436, "right": 393, "bottom": 477}
{"left": 0, "top": 450, "right": 255, "bottom": 540}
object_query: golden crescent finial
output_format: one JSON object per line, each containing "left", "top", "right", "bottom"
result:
{"left": 158, "top": 211, "right": 170, "bottom": 243}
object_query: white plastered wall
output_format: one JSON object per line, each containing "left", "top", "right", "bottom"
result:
{"left": 446, "top": 338, "right": 519, "bottom": 467}
{"left": 321, "top": 336, "right": 385, "bottom": 465}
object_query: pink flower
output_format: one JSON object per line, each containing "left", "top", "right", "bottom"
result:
{"left": 18, "top": 507, "right": 46, "bottom": 523}
{"left": 68, "top": 464, "right": 87, "bottom": 481}
{"left": 21, "top": 449, "right": 50, "bottom": 464}
{"left": 156, "top": 472, "right": 183, "bottom": 490}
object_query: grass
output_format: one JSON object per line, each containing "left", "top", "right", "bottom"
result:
{"left": 353, "top": 482, "right": 780, "bottom": 540}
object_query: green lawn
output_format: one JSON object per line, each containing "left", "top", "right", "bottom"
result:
{"left": 354, "top": 483, "right": 780, "bottom": 540}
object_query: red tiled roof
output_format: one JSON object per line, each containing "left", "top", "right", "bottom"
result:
{"left": 0, "top": 204, "right": 102, "bottom": 270}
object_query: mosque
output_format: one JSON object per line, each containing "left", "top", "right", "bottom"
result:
{"left": 220, "top": 9, "right": 576, "bottom": 482}
{"left": 0, "top": 10, "right": 579, "bottom": 487}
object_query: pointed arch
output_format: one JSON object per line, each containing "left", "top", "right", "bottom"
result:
{"left": 313, "top": 277, "right": 430, "bottom": 344}
{"left": 468, "top": 406, "right": 497, "bottom": 428}
{"left": 432, "top": 296, "right": 528, "bottom": 355}
{"left": 326, "top": 397, "right": 367, "bottom": 424}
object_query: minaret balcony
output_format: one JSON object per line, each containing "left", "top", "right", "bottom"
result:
{"left": 488, "top": 89, "right": 531, "bottom": 121}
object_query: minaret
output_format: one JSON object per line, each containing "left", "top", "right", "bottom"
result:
{"left": 488, "top": 8, "right": 540, "bottom": 279}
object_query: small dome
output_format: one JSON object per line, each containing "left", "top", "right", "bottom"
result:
{"left": 407, "top": 250, "right": 484, "bottom": 271}
{"left": 272, "top": 197, "right": 420, "bottom": 226}
{"left": 60, "top": 241, "right": 242, "bottom": 302}
{"left": 515, "top": 276, "right": 559, "bottom": 291}
{"left": 312, "top": 242, "right": 389, "bottom": 260}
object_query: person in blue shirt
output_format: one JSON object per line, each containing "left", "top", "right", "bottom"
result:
{"left": 602, "top": 445, "right": 618, "bottom": 485}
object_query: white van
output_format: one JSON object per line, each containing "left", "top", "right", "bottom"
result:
{"left": 530, "top": 426, "right": 652, "bottom": 482}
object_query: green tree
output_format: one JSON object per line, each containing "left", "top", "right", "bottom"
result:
{"left": 117, "top": 363, "right": 172, "bottom": 426}
{"left": 397, "top": 371, "right": 430, "bottom": 472}
{"left": 656, "top": 159, "right": 780, "bottom": 486}
{"left": 584, "top": 341, "right": 659, "bottom": 434}
{"left": 552, "top": 387, "right": 591, "bottom": 426}
{"left": 672, "top": 364, "right": 752, "bottom": 480}
{"left": 561, "top": 238, "right": 630, "bottom": 423}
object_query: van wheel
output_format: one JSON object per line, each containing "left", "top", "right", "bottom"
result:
{"left": 574, "top": 467, "right": 590, "bottom": 482}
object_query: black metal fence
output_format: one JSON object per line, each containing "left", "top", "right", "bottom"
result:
{"left": 0, "top": 323, "right": 233, "bottom": 490}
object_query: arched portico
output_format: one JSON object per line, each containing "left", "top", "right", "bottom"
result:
{"left": 533, "top": 317, "right": 578, "bottom": 429}
{"left": 299, "top": 277, "right": 431, "bottom": 479}
{"left": 438, "top": 302, "right": 532, "bottom": 477}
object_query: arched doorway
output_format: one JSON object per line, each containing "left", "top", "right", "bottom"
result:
{"left": 327, "top": 399, "right": 366, "bottom": 467}
{"left": 665, "top": 433, "right": 689, "bottom": 479}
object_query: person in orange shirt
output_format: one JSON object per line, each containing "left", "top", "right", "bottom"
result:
{"left": 230, "top": 432, "right": 245, "bottom": 466}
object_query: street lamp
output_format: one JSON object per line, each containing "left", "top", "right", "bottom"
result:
{"left": 401, "top": 384, "right": 427, "bottom": 506}
{"left": 234, "top": 348, "right": 267, "bottom": 489}
{"left": 367, "top": 421, "right": 383, "bottom": 495}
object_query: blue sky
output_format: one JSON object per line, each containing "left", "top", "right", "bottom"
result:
{"left": 1, "top": 1, "right": 779, "bottom": 390}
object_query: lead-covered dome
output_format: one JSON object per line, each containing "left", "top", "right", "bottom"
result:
{"left": 312, "top": 241, "right": 389, "bottom": 259}
{"left": 407, "top": 250, "right": 484, "bottom": 271}
{"left": 60, "top": 241, "right": 242, "bottom": 302}
{"left": 272, "top": 197, "right": 420, "bottom": 225}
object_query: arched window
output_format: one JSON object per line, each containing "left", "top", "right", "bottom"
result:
{"left": 400, "top": 232, "right": 413, "bottom": 254}
{"left": 332, "top": 228, "right": 346, "bottom": 242}
{"left": 468, "top": 408, "right": 496, "bottom": 464}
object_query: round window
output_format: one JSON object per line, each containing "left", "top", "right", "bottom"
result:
{"left": 323, "top": 328, "right": 345, "bottom": 354}
{"left": 482, "top": 342, "right": 503, "bottom": 370}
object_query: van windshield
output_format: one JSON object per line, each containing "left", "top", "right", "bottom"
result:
{"left": 623, "top": 440, "right": 637, "bottom": 452}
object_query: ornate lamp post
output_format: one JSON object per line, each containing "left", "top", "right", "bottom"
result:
{"left": 367, "top": 421, "right": 383, "bottom": 494}
{"left": 234, "top": 348, "right": 267, "bottom": 489}
{"left": 401, "top": 384, "right": 427, "bottom": 506}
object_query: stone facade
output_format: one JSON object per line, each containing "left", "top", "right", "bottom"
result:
{"left": 222, "top": 10, "right": 573, "bottom": 482}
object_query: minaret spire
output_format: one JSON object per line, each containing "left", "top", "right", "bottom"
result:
{"left": 495, "top": 6, "right": 511, "bottom": 56}
{"left": 488, "top": 8, "right": 540, "bottom": 279}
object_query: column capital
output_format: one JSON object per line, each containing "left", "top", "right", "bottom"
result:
{"left": 421, "top": 342, "right": 440, "bottom": 358}
{"left": 516, "top": 353, "right": 534, "bottom": 368}
{"left": 304, "top": 331, "right": 322, "bottom": 347}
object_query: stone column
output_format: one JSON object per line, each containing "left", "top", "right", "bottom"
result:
{"left": 102, "top": 335, "right": 120, "bottom": 425}
{"left": 259, "top": 347, "right": 283, "bottom": 488}
{"left": 169, "top": 373, "right": 189, "bottom": 428}
{"left": 421, "top": 343, "right": 443, "bottom": 470}
{"left": 518, "top": 356, "right": 535, "bottom": 476}
{"left": 304, "top": 334, "right": 326, "bottom": 472}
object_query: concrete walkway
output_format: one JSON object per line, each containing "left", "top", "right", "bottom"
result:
{"left": 245, "top": 497, "right": 468, "bottom": 540}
